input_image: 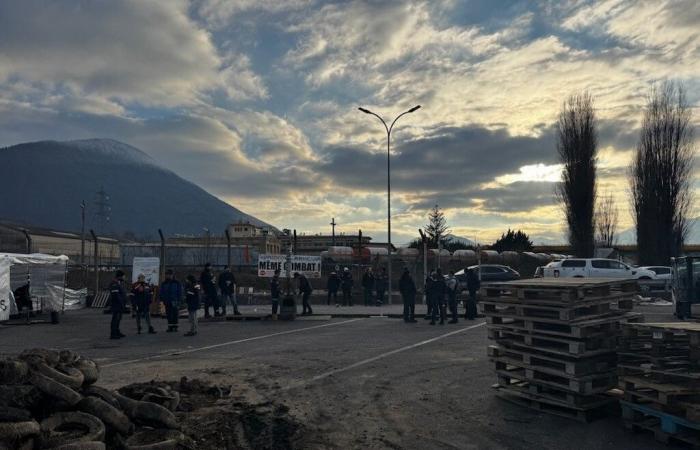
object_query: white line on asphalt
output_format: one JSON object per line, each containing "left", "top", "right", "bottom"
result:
{"left": 102, "top": 318, "right": 365, "bottom": 368}
{"left": 285, "top": 321, "right": 486, "bottom": 390}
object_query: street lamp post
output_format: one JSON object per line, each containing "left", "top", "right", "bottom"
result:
{"left": 358, "top": 105, "right": 421, "bottom": 305}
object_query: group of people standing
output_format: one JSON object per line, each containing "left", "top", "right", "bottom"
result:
{"left": 107, "top": 264, "right": 241, "bottom": 339}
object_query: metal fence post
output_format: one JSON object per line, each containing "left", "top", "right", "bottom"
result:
{"left": 90, "top": 230, "right": 99, "bottom": 296}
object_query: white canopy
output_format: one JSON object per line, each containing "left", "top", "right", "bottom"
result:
{"left": 0, "top": 253, "right": 71, "bottom": 321}
{"left": 0, "top": 253, "right": 69, "bottom": 265}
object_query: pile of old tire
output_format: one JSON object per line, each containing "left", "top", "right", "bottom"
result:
{"left": 0, "top": 349, "right": 184, "bottom": 449}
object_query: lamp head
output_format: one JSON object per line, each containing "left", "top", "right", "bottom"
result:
{"left": 358, "top": 107, "right": 371, "bottom": 114}
{"left": 408, "top": 105, "right": 421, "bottom": 113}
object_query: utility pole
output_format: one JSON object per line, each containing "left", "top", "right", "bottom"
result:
{"left": 419, "top": 229, "right": 428, "bottom": 305}
{"left": 93, "top": 187, "right": 111, "bottom": 235}
{"left": 330, "top": 218, "right": 337, "bottom": 247}
{"left": 80, "top": 201, "right": 86, "bottom": 265}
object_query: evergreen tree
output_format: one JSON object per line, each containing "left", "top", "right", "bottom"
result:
{"left": 424, "top": 204, "right": 449, "bottom": 248}
{"left": 491, "top": 229, "right": 533, "bottom": 253}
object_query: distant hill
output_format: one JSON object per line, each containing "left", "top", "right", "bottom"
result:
{"left": 0, "top": 139, "right": 271, "bottom": 239}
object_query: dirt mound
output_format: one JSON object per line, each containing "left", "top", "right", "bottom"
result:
{"left": 0, "top": 349, "right": 305, "bottom": 450}
{"left": 119, "top": 377, "right": 304, "bottom": 449}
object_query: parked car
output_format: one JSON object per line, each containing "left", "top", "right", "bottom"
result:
{"left": 455, "top": 264, "right": 520, "bottom": 289}
{"left": 637, "top": 266, "right": 672, "bottom": 280}
{"left": 542, "top": 258, "right": 656, "bottom": 279}
{"left": 533, "top": 266, "right": 545, "bottom": 278}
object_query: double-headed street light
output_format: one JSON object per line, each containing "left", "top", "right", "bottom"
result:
{"left": 358, "top": 104, "right": 421, "bottom": 305}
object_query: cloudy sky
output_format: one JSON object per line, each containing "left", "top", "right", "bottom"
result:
{"left": 1, "top": 0, "right": 698, "bottom": 245}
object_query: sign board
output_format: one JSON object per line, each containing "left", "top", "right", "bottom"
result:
{"left": 132, "top": 257, "right": 160, "bottom": 285}
{"left": 258, "top": 254, "right": 322, "bottom": 278}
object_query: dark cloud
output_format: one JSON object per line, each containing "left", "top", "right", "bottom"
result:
{"left": 316, "top": 124, "right": 557, "bottom": 193}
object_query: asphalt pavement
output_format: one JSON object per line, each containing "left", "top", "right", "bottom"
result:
{"left": 0, "top": 304, "right": 686, "bottom": 449}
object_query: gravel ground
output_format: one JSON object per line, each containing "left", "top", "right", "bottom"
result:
{"left": 0, "top": 304, "right": 689, "bottom": 449}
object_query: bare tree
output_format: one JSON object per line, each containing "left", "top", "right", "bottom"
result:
{"left": 631, "top": 82, "right": 694, "bottom": 265}
{"left": 556, "top": 92, "right": 598, "bottom": 257}
{"left": 595, "top": 193, "right": 618, "bottom": 248}
{"left": 424, "top": 204, "right": 449, "bottom": 248}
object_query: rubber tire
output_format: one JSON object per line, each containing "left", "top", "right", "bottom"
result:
{"left": 113, "top": 393, "right": 179, "bottom": 430}
{"left": 76, "top": 397, "right": 133, "bottom": 436}
{"left": 39, "top": 412, "right": 105, "bottom": 449}
{"left": 0, "top": 385, "right": 43, "bottom": 409}
{"left": 81, "top": 387, "right": 120, "bottom": 411}
{"left": 48, "top": 441, "right": 106, "bottom": 450}
{"left": 125, "top": 429, "right": 184, "bottom": 450}
{"left": 19, "top": 349, "right": 60, "bottom": 367}
{"left": 140, "top": 392, "right": 180, "bottom": 412}
{"left": 0, "top": 407, "right": 31, "bottom": 422}
{"left": 30, "top": 372, "right": 83, "bottom": 406}
{"left": 73, "top": 360, "right": 99, "bottom": 386}
{"left": 0, "top": 420, "right": 40, "bottom": 441}
{"left": 35, "top": 362, "right": 85, "bottom": 390}
{"left": 58, "top": 350, "right": 80, "bottom": 366}
{"left": 0, "top": 360, "right": 29, "bottom": 384}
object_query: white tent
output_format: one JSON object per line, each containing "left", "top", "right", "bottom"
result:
{"left": 0, "top": 253, "right": 76, "bottom": 321}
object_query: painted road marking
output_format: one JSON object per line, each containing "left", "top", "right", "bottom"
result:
{"left": 285, "top": 321, "right": 486, "bottom": 390}
{"left": 102, "top": 318, "right": 365, "bottom": 368}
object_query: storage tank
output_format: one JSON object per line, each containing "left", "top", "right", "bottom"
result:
{"left": 430, "top": 249, "right": 451, "bottom": 256}
{"left": 480, "top": 250, "right": 501, "bottom": 264}
{"left": 500, "top": 251, "right": 519, "bottom": 266}
{"left": 397, "top": 248, "right": 419, "bottom": 257}
{"left": 452, "top": 250, "right": 477, "bottom": 267}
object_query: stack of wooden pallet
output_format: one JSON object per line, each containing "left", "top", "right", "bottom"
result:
{"left": 482, "top": 278, "right": 639, "bottom": 421}
{"left": 618, "top": 322, "right": 700, "bottom": 448}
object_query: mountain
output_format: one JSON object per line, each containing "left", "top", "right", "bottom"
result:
{"left": 443, "top": 234, "right": 476, "bottom": 247}
{"left": 0, "top": 139, "right": 271, "bottom": 238}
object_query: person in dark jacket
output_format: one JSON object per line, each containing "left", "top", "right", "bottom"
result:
{"left": 184, "top": 275, "right": 201, "bottom": 337}
{"left": 375, "top": 268, "right": 387, "bottom": 306}
{"left": 361, "top": 268, "right": 374, "bottom": 306}
{"left": 430, "top": 268, "right": 447, "bottom": 325}
{"left": 398, "top": 268, "right": 417, "bottom": 323}
{"left": 294, "top": 272, "right": 313, "bottom": 315}
{"left": 200, "top": 263, "right": 218, "bottom": 318}
{"left": 341, "top": 267, "right": 354, "bottom": 306}
{"left": 131, "top": 274, "right": 156, "bottom": 334}
{"left": 160, "top": 269, "right": 183, "bottom": 332}
{"left": 424, "top": 274, "right": 435, "bottom": 320}
{"left": 465, "top": 268, "right": 480, "bottom": 320}
{"left": 326, "top": 271, "right": 340, "bottom": 305}
{"left": 218, "top": 266, "right": 240, "bottom": 316}
{"left": 270, "top": 269, "right": 281, "bottom": 320}
{"left": 109, "top": 270, "right": 127, "bottom": 339}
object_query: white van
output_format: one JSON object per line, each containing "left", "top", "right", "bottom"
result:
{"left": 542, "top": 258, "right": 656, "bottom": 279}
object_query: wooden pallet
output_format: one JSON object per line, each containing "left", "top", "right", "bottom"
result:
{"left": 492, "top": 360, "right": 617, "bottom": 394}
{"left": 621, "top": 400, "right": 700, "bottom": 449}
{"left": 480, "top": 292, "right": 634, "bottom": 309}
{"left": 488, "top": 326, "right": 618, "bottom": 357}
{"left": 497, "top": 376, "right": 612, "bottom": 408}
{"left": 618, "top": 365, "right": 700, "bottom": 387}
{"left": 494, "top": 385, "right": 614, "bottom": 422}
{"left": 480, "top": 301, "right": 614, "bottom": 323}
{"left": 620, "top": 323, "right": 700, "bottom": 371}
{"left": 486, "top": 313, "right": 626, "bottom": 338}
{"left": 482, "top": 278, "right": 638, "bottom": 304}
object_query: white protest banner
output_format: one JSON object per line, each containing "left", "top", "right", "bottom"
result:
{"left": 132, "top": 257, "right": 160, "bottom": 285}
{"left": 258, "top": 255, "right": 285, "bottom": 277}
{"left": 258, "top": 255, "right": 322, "bottom": 278}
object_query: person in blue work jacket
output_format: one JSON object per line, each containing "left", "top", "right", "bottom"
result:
{"left": 160, "top": 269, "right": 183, "bottom": 332}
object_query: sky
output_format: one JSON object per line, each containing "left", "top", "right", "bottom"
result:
{"left": 0, "top": 0, "right": 699, "bottom": 246}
